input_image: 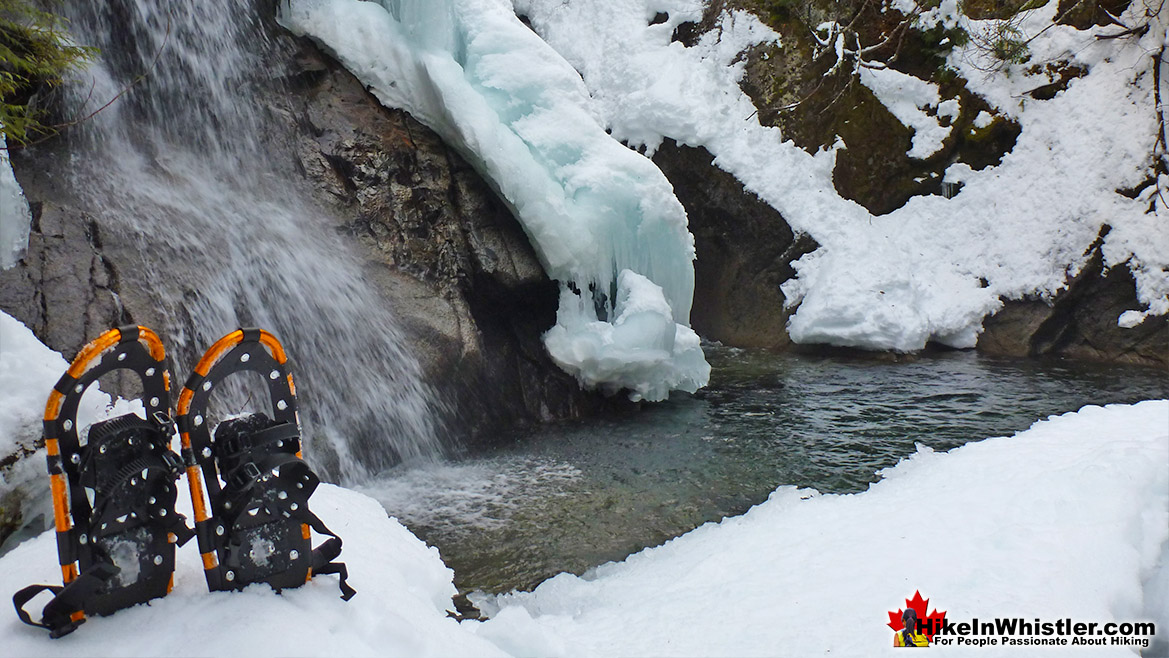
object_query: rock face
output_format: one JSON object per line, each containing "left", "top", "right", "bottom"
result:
{"left": 0, "top": 37, "right": 614, "bottom": 468}
{"left": 0, "top": 203, "right": 127, "bottom": 352}
{"left": 658, "top": 0, "right": 1165, "bottom": 366}
{"left": 281, "top": 42, "right": 616, "bottom": 438}
{"left": 979, "top": 233, "right": 1169, "bottom": 367}
{"left": 652, "top": 140, "right": 817, "bottom": 348}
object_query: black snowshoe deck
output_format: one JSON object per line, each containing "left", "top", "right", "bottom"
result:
{"left": 13, "top": 325, "right": 192, "bottom": 638}
{"left": 176, "top": 328, "right": 353, "bottom": 600}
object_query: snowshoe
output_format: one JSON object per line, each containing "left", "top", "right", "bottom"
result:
{"left": 13, "top": 325, "right": 193, "bottom": 638}
{"left": 176, "top": 328, "right": 353, "bottom": 600}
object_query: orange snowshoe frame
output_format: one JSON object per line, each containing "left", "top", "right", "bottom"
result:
{"left": 14, "top": 325, "right": 192, "bottom": 637}
{"left": 176, "top": 328, "right": 352, "bottom": 599}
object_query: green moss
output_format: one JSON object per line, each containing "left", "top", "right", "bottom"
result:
{"left": 1, "top": 0, "right": 96, "bottom": 146}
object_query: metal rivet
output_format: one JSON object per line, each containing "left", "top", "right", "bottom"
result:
{"left": 224, "top": 501, "right": 232, "bottom": 510}
{"left": 202, "top": 447, "right": 212, "bottom": 458}
{"left": 269, "top": 370, "right": 279, "bottom": 380}
{"left": 290, "top": 503, "right": 298, "bottom": 511}
{"left": 277, "top": 491, "right": 287, "bottom": 500}
{"left": 99, "top": 444, "right": 107, "bottom": 454}
{"left": 101, "top": 523, "right": 108, "bottom": 529}
{"left": 117, "top": 352, "right": 127, "bottom": 361}
{"left": 216, "top": 525, "right": 224, "bottom": 536}
{"left": 63, "top": 420, "right": 73, "bottom": 431}
{"left": 145, "top": 367, "right": 156, "bottom": 377}
{"left": 225, "top": 571, "right": 235, "bottom": 582}
{"left": 159, "top": 509, "right": 167, "bottom": 516}
{"left": 202, "top": 381, "right": 212, "bottom": 391}
{"left": 130, "top": 478, "right": 138, "bottom": 486}
{"left": 148, "top": 497, "right": 156, "bottom": 504}
{"left": 240, "top": 353, "right": 251, "bottom": 363}
{"left": 71, "top": 454, "right": 80, "bottom": 464}
{"left": 149, "top": 397, "right": 160, "bottom": 407}
{"left": 276, "top": 400, "right": 287, "bottom": 411}
{"left": 289, "top": 550, "right": 299, "bottom": 560}
{"left": 194, "top": 415, "right": 204, "bottom": 427}
{"left": 154, "top": 555, "right": 163, "bottom": 565}
{"left": 74, "top": 384, "right": 84, "bottom": 393}
{"left": 79, "top": 534, "right": 88, "bottom": 544}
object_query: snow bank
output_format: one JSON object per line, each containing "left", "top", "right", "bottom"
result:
{"left": 474, "top": 400, "right": 1169, "bottom": 656}
{"left": 0, "top": 314, "right": 504, "bottom": 657}
{"left": 512, "top": 0, "right": 1169, "bottom": 351}
{"left": 277, "top": 0, "right": 708, "bottom": 401}
{"left": 0, "top": 136, "right": 32, "bottom": 270}
{"left": 0, "top": 483, "right": 507, "bottom": 657}
{"left": 0, "top": 313, "right": 147, "bottom": 468}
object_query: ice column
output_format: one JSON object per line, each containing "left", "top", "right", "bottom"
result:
{"left": 279, "top": 0, "right": 709, "bottom": 400}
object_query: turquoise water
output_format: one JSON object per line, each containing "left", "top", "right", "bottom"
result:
{"left": 363, "top": 348, "right": 1167, "bottom": 595}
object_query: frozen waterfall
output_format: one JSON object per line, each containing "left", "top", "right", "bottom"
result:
{"left": 278, "top": 0, "right": 710, "bottom": 401}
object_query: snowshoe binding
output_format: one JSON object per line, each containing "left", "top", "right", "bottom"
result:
{"left": 13, "top": 325, "right": 193, "bottom": 638}
{"left": 176, "top": 328, "right": 353, "bottom": 600}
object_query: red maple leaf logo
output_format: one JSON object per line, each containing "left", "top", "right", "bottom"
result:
{"left": 888, "top": 590, "right": 947, "bottom": 641}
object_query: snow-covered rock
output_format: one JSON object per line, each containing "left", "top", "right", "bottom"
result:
{"left": 277, "top": 0, "right": 709, "bottom": 401}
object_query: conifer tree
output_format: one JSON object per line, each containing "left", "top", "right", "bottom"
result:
{"left": 0, "top": 0, "right": 94, "bottom": 146}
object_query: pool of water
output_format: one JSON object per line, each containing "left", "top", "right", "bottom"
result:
{"left": 360, "top": 348, "right": 1167, "bottom": 595}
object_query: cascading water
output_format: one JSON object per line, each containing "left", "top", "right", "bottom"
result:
{"left": 55, "top": 0, "right": 444, "bottom": 479}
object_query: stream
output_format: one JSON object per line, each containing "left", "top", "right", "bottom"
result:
{"left": 361, "top": 347, "right": 1168, "bottom": 596}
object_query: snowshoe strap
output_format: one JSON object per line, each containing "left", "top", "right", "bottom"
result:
{"left": 218, "top": 453, "right": 354, "bottom": 600}
{"left": 216, "top": 422, "right": 300, "bottom": 461}
{"left": 12, "top": 562, "right": 120, "bottom": 638}
{"left": 310, "top": 536, "right": 355, "bottom": 601}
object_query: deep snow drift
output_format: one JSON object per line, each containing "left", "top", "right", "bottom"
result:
{"left": 277, "top": 0, "right": 710, "bottom": 402}
{"left": 2, "top": 311, "right": 1166, "bottom": 656}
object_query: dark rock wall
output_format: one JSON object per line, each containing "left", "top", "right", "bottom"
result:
{"left": 0, "top": 35, "right": 612, "bottom": 466}
{"left": 658, "top": 0, "right": 1166, "bottom": 366}
{"left": 652, "top": 140, "right": 817, "bottom": 348}
{"left": 282, "top": 43, "right": 616, "bottom": 440}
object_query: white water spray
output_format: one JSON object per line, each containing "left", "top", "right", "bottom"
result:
{"left": 58, "top": 0, "right": 443, "bottom": 479}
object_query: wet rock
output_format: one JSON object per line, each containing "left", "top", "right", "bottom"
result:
{"left": 282, "top": 41, "right": 617, "bottom": 441}
{"left": 653, "top": 140, "right": 818, "bottom": 348}
{"left": 0, "top": 202, "right": 127, "bottom": 358}
{"left": 979, "top": 234, "right": 1168, "bottom": 367}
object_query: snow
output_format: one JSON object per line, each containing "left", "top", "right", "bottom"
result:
{"left": 0, "top": 312, "right": 133, "bottom": 464}
{"left": 276, "top": 0, "right": 709, "bottom": 401}
{"left": 543, "top": 270, "right": 708, "bottom": 401}
{"left": 506, "top": 0, "right": 1169, "bottom": 350}
{"left": 0, "top": 310, "right": 507, "bottom": 656}
{"left": 0, "top": 483, "right": 510, "bottom": 657}
{"left": 0, "top": 134, "right": 32, "bottom": 270}
{"left": 473, "top": 400, "right": 1169, "bottom": 656}
{"left": 858, "top": 65, "right": 953, "bottom": 160}
{"left": 1, "top": 313, "right": 1167, "bottom": 656}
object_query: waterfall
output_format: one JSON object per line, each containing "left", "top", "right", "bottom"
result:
{"left": 55, "top": 0, "right": 444, "bottom": 479}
